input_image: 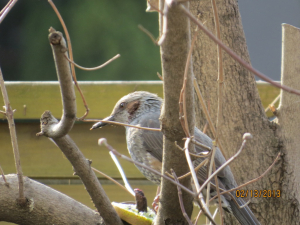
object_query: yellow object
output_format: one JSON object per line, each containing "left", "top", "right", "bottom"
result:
{"left": 112, "top": 202, "right": 156, "bottom": 225}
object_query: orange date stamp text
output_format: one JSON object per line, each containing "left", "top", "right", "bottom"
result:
{"left": 236, "top": 190, "right": 281, "bottom": 198}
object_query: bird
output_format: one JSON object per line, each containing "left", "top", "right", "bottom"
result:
{"left": 91, "top": 91, "right": 261, "bottom": 225}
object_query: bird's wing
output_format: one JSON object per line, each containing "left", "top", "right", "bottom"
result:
{"left": 138, "top": 112, "right": 163, "bottom": 162}
{"left": 194, "top": 127, "right": 237, "bottom": 189}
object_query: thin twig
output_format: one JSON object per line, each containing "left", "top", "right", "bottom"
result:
{"left": 209, "top": 207, "right": 219, "bottom": 225}
{"left": 147, "top": 0, "right": 163, "bottom": 14}
{"left": 197, "top": 133, "right": 252, "bottom": 196}
{"left": 193, "top": 209, "right": 202, "bottom": 225}
{"left": 64, "top": 54, "right": 120, "bottom": 71}
{"left": 0, "top": 110, "right": 5, "bottom": 115}
{"left": 211, "top": 0, "right": 224, "bottom": 143}
{"left": 0, "top": 67, "right": 25, "bottom": 204}
{"left": 48, "top": 0, "right": 90, "bottom": 120}
{"left": 0, "top": 0, "right": 18, "bottom": 24}
{"left": 157, "top": 72, "right": 163, "bottom": 81}
{"left": 213, "top": 162, "right": 224, "bottom": 225}
{"left": 138, "top": 24, "right": 158, "bottom": 45}
{"left": 177, "top": 139, "right": 212, "bottom": 157}
{"left": 108, "top": 151, "right": 135, "bottom": 196}
{"left": 181, "top": 5, "right": 300, "bottom": 96}
{"left": 183, "top": 138, "right": 215, "bottom": 223}
{"left": 193, "top": 78, "right": 227, "bottom": 158}
{"left": 98, "top": 138, "right": 196, "bottom": 197}
{"left": 171, "top": 169, "right": 193, "bottom": 225}
{"left": 92, "top": 167, "right": 134, "bottom": 197}
{"left": 157, "top": 0, "right": 168, "bottom": 46}
{"left": 166, "top": 158, "right": 208, "bottom": 180}
{"left": 205, "top": 144, "right": 217, "bottom": 208}
{"left": 188, "top": 138, "right": 212, "bottom": 151}
{"left": 179, "top": 23, "right": 199, "bottom": 138}
{"left": 0, "top": 164, "right": 7, "bottom": 184}
{"left": 88, "top": 119, "right": 161, "bottom": 131}
{"left": 265, "top": 94, "right": 280, "bottom": 113}
{"left": 202, "top": 121, "right": 209, "bottom": 134}
{"left": 210, "top": 151, "right": 281, "bottom": 202}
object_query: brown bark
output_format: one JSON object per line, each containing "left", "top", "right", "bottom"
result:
{"left": 37, "top": 28, "right": 123, "bottom": 225}
{"left": 156, "top": 1, "right": 195, "bottom": 224}
{"left": 190, "top": 0, "right": 283, "bottom": 224}
{"left": 0, "top": 174, "right": 103, "bottom": 225}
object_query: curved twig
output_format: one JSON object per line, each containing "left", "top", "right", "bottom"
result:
{"left": 48, "top": 0, "right": 90, "bottom": 120}
{"left": 65, "top": 54, "right": 120, "bottom": 71}
{"left": 181, "top": 5, "right": 300, "bottom": 96}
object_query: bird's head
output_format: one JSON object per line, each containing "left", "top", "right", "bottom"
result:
{"left": 91, "top": 91, "right": 162, "bottom": 130}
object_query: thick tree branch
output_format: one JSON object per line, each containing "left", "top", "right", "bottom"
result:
{"left": 37, "top": 29, "right": 123, "bottom": 225}
{"left": 39, "top": 28, "right": 76, "bottom": 138}
{"left": 0, "top": 174, "right": 103, "bottom": 225}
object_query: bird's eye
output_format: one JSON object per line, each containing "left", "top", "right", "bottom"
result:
{"left": 120, "top": 102, "right": 125, "bottom": 108}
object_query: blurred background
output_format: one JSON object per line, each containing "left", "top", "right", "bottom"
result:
{"left": 0, "top": 0, "right": 299, "bottom": 82}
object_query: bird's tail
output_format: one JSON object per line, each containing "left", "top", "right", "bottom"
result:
{"left": 229, "top": 193, "right": 261, "bottom": 225}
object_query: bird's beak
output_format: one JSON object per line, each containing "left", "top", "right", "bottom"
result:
{"left": 90, "top": 115, "right": 114, "bottom": 130}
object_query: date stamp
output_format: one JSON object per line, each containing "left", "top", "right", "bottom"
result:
{"left": 236, "top": 190, "right": 281, "bottom": 198}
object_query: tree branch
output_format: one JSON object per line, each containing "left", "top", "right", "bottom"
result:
{"left": 0, "top": 67, "right": 25, "bottom": 205}
{"left": 37, "top": 28, "right": 123, "bottom": 225}
{"left": 0, "top": 174, "right": 103, "bottom": 225}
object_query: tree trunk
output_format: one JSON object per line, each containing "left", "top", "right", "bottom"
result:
{"left": 190, "top": 0, "right": 284, "bottom": 224}
{"left": 155, "top": 1, "right": 195, "bottom": 224}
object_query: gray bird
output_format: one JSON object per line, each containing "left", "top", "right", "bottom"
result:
{"left": 91, "top": 91, "right": 261, "bottom": 225}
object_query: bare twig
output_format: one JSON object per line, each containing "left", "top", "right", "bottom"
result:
{"left": 179, "top": 22, "right": 198, "bottom": 137}
{"left": 88, "top": 119, "right": 161, "bottom": 131}
{"left": 166, "top": 158, "right": 208, "bottom": 180}
{"left": 181, "top": 5, "right": 300, "bottom": 96}
{"left": 211, "top": 0, "right": 224, "bottom": 143}
{"left": 193, "top": 210, "right": 202, "bottom": 225}
{"left": 48, "top": 0, "right": 90, "bottom": 120}
{"left": 202, "top": 121, "right": 209, "bottom": 134}
{"left": 209, "top": 208, "right": 219, "bottom": 225}
{"left": 176, "top": 141, "right": 211, "bottom": 158}
{"left": 157, "top": 72, "right": 163, "bottom": 81}
{"left": 193, "top": 78, "right": 227, "bottom": 158}
{"left": 0, "top": 164, "right": 7, "bottom": 184}
{"left": 205, "top": 144, "right": 217, "bottom": 207}
{"left": 197, "top": 133, "right": 252, "bottom": 196}
{"left": 91, "top": 167, "right": 134, "bottom": 197}
{"left": 98, "top": 138, "right": 196, "bottom": 196}
{"left": 171, "top": 169, "right": 193, "bottom": 225}
{"left": 108, "top": 151, "right": 135, "bottom": 196}
{"left": 0, "top": 67, "right": 25, "bottom": 205}
{"left": 213, "top": 162, "right": 224, "bottom": 225}
{"left": 265, "top": 94, "right": 280, "bottom": 113}
{"left": 147, "top": 0, "right": 163, "bottom": 14}
{"left": 65, "top": 54, "right": 120, "bottom": 71}
{"left": 0, "top": 0, "right": 18, "bottom": 24}
{"left": 188, "top": 138, "right": 212, "bottom": 151}
{"left": 183, "top": 138, "right": 215, "bottom": 223}
{"left": 138, "top": 24, "right": 158, "bottom": 45}
{"left": 157, "top": 0, "right": 168, "bottom": 45}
